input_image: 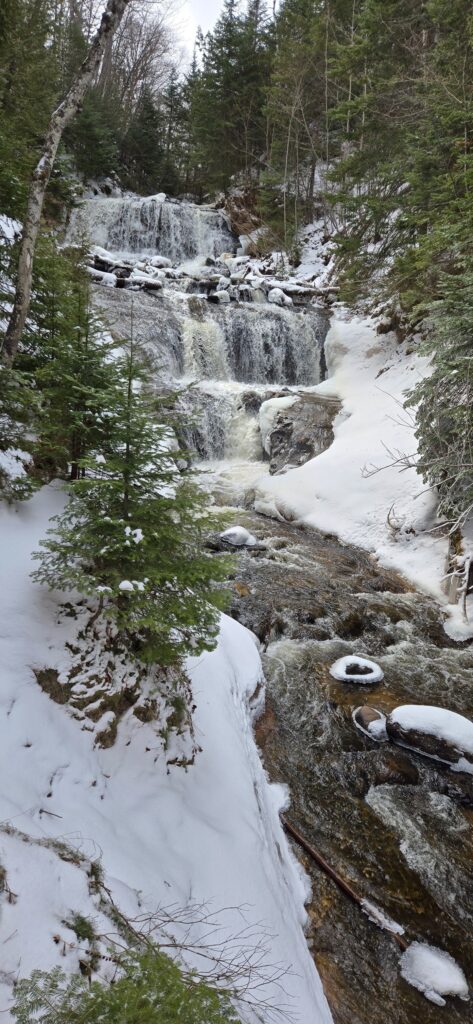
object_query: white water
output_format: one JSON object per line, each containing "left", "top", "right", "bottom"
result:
{"left": 67, "top": 194, "right": 236, "bottom": 261}
{"left": 72, "top": 192, "right": 326, "bottom": 504}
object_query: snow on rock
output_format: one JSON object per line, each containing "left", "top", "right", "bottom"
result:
{"left": 399, "top": 942, "right": 469, "bottom": 1006}
{"left": 330, "top": 655, "right": 384, "bottom": 684}
{"left": 209, "top": 289, "right": 231, "bottom": 304}
{"left": 268, "top": 287, "right": 292, "bottom": 307}
{"left": 386, "top": 705, "right": 473, "bottom": 772}
{"left": 219, "top": 525, "right": 258, "bottom": 547}
{"left": 0, "top": 487, "right": 331, "bottom": 1023}
{"left": 254, "top": 314, "right": 446, "bottom": 598}
{"left": 352, "top": 705, "right": 388, "bottom": 742}
{"left": 361, "top": 899, "right": 404, "bottom": 935}
{"left": 259, "top": 396, "right": 296, "bottom": 455}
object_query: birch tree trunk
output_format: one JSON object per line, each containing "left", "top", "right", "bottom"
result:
{"left": 1, "top": 0, "right": 132, "bottom": 367}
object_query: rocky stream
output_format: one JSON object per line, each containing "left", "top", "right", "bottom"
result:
{"left": 70, "top": 191, "right": 473, "bottom": 1024}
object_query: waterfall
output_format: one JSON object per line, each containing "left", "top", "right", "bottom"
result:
{"left": 83, "top": 191, "right": 329, "bottom": 502}
{"left": 67, "top": 194, "right": 236, "bottom": 261}
{"left": 176, "top": 384, "right": 263, "bottom": 463}
{"left": 93, "top": 288, "right": 325, "bottom": 390}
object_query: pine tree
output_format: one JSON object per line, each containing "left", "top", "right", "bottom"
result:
{"left": 12, "top": 949, "right": 240, "bottom": 1024}
{"left": 32, "top": 339, "right": 230, "bottom": 666}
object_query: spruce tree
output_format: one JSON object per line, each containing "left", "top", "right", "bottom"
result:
{"left": 32, "top": 339, "right": 230, "bottom": 666}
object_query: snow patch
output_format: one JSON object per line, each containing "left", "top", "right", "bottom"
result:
{"left": 389, "top": 705, "right": 473, "bottom": 756}
{"left": 330, "top": 655, "right": 384, "bottom": 684}
{"left": 220, "top": 525, "right": 258, "bottom": 547}
{"left": 400, "top": 942, "right": 469, "bottom": 1006}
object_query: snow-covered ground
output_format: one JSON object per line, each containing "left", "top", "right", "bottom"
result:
{"left": 0, "top": 486, "right": 331, "bottom": 1023}
{"left": 254, "top": 312, "right": 449, "bottom": 601}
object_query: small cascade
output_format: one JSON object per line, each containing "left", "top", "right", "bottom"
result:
{"left": 211, "top": 304, "right": 323, "bottom": 385}
{"left": 176, "top": 383, "right": 263, "bottom": 464}
{"left": 182, "top": 316, "right": 230, "bottom": 381}
{"left": 67, "top": 194, "right": 236, "bottom": 261}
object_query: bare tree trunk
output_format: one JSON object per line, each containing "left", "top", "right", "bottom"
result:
{"left": 2, "top": 0, "right": 132, "bottom": 367}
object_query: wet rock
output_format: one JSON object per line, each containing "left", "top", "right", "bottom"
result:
{"left": 373, "top": 750, "right": 420, "bottom": 787}
{"left": 353, "top": 705, "right": 388, "bottom": 742}
{"left": 208, "top": 289, "right": 231, "bottom": 304}
{"left": 386, "top": 705, "right": 473, "bottom": 772}
{"left": 266, "top": 393, "right": 340, "bottom": 474}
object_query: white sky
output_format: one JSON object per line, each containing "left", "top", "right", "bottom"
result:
{"left": 172, "top": 0, "right": 223, "bottom": 57}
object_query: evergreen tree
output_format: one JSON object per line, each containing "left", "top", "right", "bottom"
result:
{"left": 32, "top": 339, "right": 230, "bottom": 666}
{"left": 13, "top": 949, "right": 240, "bottom": 1024}
{"left": 120, "top": 86, "right": 166, "bottom": 194}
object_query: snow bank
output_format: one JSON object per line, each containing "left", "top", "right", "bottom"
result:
{"left": 400, "top": 942, "right": 469, "bottom": 1006}
{"left": 0, "top": 487, "right": 331, "bottom": 1023}
{"left": 254, "top": 314, "right": 446, "bottom": 597}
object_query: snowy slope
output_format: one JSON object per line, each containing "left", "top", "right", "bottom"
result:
{"left": 254, "top": 312, "right": 447, "bottom": 599}
{"left": 0, "top": 486, "right": 332, "bottom": 1023}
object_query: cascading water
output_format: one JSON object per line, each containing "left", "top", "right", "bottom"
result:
{"left": 67, "top": 194, "right": 237, "bottom": 261}
{"left": 79, "top": 196, "right": 329, "bottom": 504}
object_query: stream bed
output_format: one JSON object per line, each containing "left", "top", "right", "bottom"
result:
{"left": 221, "top": 509, "right": 473, "bottom": 1024}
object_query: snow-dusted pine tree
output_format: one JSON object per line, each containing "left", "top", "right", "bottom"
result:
{"left": 32, "top": 339, "right": 230, "bottom": 666}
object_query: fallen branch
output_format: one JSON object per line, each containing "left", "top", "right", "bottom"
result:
{"left": 281, "top": 815, "right": 408, "bottom": 952}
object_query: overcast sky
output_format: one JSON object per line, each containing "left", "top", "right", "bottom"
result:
{"left": 172, "top": 0, "right": 223, "bottom": 57}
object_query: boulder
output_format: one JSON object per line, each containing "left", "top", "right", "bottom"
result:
{"left": 330, "top": 655, "right": 384, "bottom": 684}
{"left": 386, "top": 705, "right": 473, "bottom": 772}
{"left": 268, "top": 287, "right": 292, "bottom": 307}
{"left": 219, "top": 525, "right": 258, "bottom": 547}
{"left": 208, "top": 290, "right": 231, "bottom": 304}
{"left": 352, "top": 705, "right": 388, "bottom": 742}
{"left": 263, "top": 392, "right": 341, "bottom": 474}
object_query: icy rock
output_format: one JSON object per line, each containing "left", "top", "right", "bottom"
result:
{"left": 386, "top": 705, "right": 473, "bottom": 772}
{"left": 330, "top": 655, "right": 384, "bottom": 684}
{"left": 208, "top": 290, "right": 231, "bottom": 304}
{"left": 220, "top": 526, "right": 257, "bottom": 547}
{"left": 262, "top": 392, "right": 340, "bottom": 474}
{"left": 259, "top": 397, "right": 296, "bottom": 454}
{"left": 268, "top": 287, "right": 292, "bottom": 307}
{"left": 399, "top": 942, "right": 469, "bottom": 1006}
{"left": 352, "top": 705, "right": 388, "bottom": 742}
{"left": 149, "top": 254, "right": 172, "bottom": 268}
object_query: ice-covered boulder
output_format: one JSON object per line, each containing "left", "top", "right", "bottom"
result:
{"left": 208, "top": 290, "right": 231, "bottom": 304}
{"left": 220, "top": 526, "right": 258, "bottom": 547}
{"left": 399, "top": 942, "right": 469, "bottom": 1007}
{"left": 268, "top": 287, "right": 292, "bottom": 307}
{"left": 260, "top": 392, "right": 340, "bottom": 474}
{"left": 386, "top": 705, "right": 473, "bottom": 772}
{"left": 330, "top": 655, "right": 384, "bottom": 684}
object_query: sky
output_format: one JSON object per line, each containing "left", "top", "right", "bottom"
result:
{"left": 172, "top": 0, "right": 222, "bottom": 55}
